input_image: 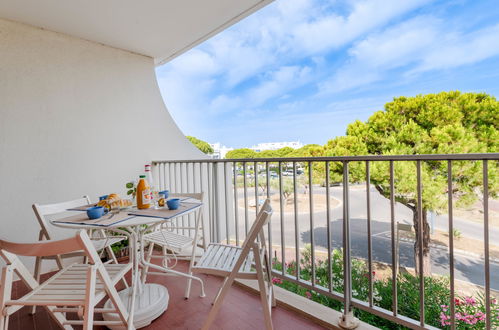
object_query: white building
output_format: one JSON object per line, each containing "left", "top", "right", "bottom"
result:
{"left": 209, "top": 142, "right": 234, "bottom": 159}
{"left": 250, "top": 141, "right": 303, "bottom": 152}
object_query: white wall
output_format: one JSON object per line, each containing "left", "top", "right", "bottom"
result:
{"left": 0, "top": 18, "right": 204, "bottom": 269}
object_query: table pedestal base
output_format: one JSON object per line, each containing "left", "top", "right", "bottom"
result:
{"left": 103, "top": 283, "right": 169, "bottom": 329}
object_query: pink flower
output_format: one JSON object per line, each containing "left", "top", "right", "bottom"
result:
{"left": 272, "top": 277, "right": 282, "bottom": 285}
{"left": 465, "top": 297, "right": 476, "bottom": 305}
{"left": 305, "top": 291, "right": 312, "bottom": 299}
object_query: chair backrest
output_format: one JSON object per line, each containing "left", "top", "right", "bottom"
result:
{"left": 0, "top": 230, "right": 101, "bottom": 265}
{"left": 33, "top": 196, "right": 91, "bottom": 240}
{"left": 169, "top": 192, "right": 206, "bottom": 241}
{"left": 241, "top": 199, "right": 272, "bottom": 250}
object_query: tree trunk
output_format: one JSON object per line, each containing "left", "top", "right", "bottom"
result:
{"left": 413, "top": 208, "right": 431, "bottom": 276}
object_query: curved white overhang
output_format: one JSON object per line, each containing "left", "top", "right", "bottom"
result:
{"left": 0, "top": 0, "right": 273, "bottom": 65}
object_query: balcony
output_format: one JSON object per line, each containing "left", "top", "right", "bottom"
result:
{"left": 151, "top": 153, "right": 499, "bottom": 329}
{"left": 8, "top": 259, "right": 328, "bottom": 330}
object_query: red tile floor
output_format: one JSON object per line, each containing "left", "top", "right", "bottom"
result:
{"left": 8, "top": 260, "right": 326, "bottom": 330}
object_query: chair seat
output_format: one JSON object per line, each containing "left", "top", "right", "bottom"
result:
{"left": 8, "top": 263, "right": 131, "bottom": 307}
{"left": 91, "top": 236, "right": 125, "bottom": 251}
{"left": 192, "top": 243, "right": 254, "bottom": 278}
{"left": 143, "top": 230, "right": 193, "bottom": 251}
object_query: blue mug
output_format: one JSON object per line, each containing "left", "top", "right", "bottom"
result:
{"left": 86, "top": 206, "right": 108, "bottom": 219}
{"left": 159, "top": 190, "right": 169, "bottom": 199}
{"left": 166, "top": 198, "right": 180, "bottom": 210}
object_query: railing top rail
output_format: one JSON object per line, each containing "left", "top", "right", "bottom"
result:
{"left": 153, "top": 153, "right": 499, "bottom": 164}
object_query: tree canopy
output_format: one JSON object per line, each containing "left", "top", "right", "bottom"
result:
{"left": 322, "top": 91, "right": 499, "bottom": 274}
{"left": 225, "top": 148, "right": 257, "bottom": 159}
{"left": 186, "top": 136, "right": 214, "bottom": 154}
{"left": 224, "top": 144, "right": 321, "bottom": 159}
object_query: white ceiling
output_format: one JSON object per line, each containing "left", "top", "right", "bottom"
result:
{"left": 0, "top": 0, "right": 272, "bottom": 65}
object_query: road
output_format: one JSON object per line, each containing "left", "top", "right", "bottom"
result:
{"left": 226, "top": 185, "right": 499, "bottom": 289}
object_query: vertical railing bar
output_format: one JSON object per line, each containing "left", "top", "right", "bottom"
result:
{"left": 181, "top": 162, "right": 185, "bottom": 192}
{"left": 293, "top": 162, "right": 300, "bottom": 281}
{"left": 178, "top": 163, "right": 182, "bottom": 193}
{"left": 416, "top": 160, "right": 425, "bottom": 326}
{"left": 279, "top": 161, "right": 286, "bottom": 275}
{"left": 186, "top": 163, "right": 189, "bottom": 192}
{"left": 164, "top": 163, "right": 167, "bottom": 191}
{"left": 224, "top": 162, "right": 230, "bottom": 244}
{"left": 212, "top": 163, "right": 217, "bottom": 242}
{"left": 243, "top": 162, "right": 249, "bottom": 236}
{"left": 175, "top": 163, "right": 179, "bottom": 193}
{"left": 325, "top": 161, "right": 332, "bottom": 292}
{"left": 188, "top": 163, "right": 194, "bottom": 238}
{"left": 182, "top": 163, "right": 186, "bottom": 235}
{"left": 173, "top": 163, "right": 177, "bottom": 192}
{"left": 483, "top": 160, "right": 491, "bottom": 329}
{"left": 211, "top": 163, "right": 217, "bottom": 242}
{"left": 169, "top": 162, "right": 173, "bottom": 192}
{"left": 192, "top": 162, "right": 196, "bottom": 192}
{"left": 309, "top": 161, "right": 316, "bottom": 287}
{"left": 366, "top": 161, "right": 373, "bottom": 307}
{"left": 254, "top": 161, "right": 259, "bottom": 215}
{"left": 207, "top": 163, "right": 213, "bottom": 242}
{"left": 342, "top": 161, "right": 353, "bottom": 316}
{"left": 168, "top": 163, "right": 173, "bottom": 191}
{"left": 390, "top": 160, "right": 398, "bottom": 316}
{"left": 233, "top": 162, "right": 240, "bottom": 246}
{"left": 447, "top": 161, "right": 455, "bottom": 330}
{"left": 213, "top": 163, "right": 220, "bottom": 243}
{"left": 157, "top": 163, "right": 163, "bottom": 191}
{"left": 199, "top": 163, "right": 203, "bottom": 196}
{"left": 184, "top": 163, "right": 188, "bottom": 192}
{"left": 163, "top": 163, "right": 167, "bottom": 191}
{"left": 266, "top": 162, "right": 272, "bottom": 265}
{"left": 199, "top": 163, "right": 203, "bottom": 239}
{"left": 170, "top": 163, "right": 174, "bottom": 192}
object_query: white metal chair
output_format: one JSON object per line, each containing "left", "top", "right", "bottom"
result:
{"left": 142, "top": 192, "right": 207, "bottom": 297}
{"left": 32, "top": 196, "right": 127, "bottom": 313}
{"left": 0, "top": 230, "right": 134, "bottom": 330}
{"left": 189, "top": 199, "right": 275, "bottom": 330}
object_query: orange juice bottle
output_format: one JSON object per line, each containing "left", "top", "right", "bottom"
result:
{"left": 136, "top": 175, "right": 151, "bottom": 209}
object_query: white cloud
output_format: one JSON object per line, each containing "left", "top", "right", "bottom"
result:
{"left": 413, "top": 23, "right": 499, "bottom": 72}
{"left": 319, "top": 16, "right": 439, "bottom": 93}
{"left": 291, "top": 0, "right": 433, "bottom": 55}
{"left": 159, "top": 0, "right": 431, "bottom": 95}
{"left": 320, "top": 15, "right": 499, "bottom": 94}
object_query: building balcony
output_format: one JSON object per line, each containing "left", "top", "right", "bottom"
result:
{"left": 149, "top": 153, "right": 499, "bottom": 329}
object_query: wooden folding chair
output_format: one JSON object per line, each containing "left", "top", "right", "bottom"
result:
{"left": 189, "top": 199, "right": 275, "bottom": 330}
{"left": 142, "top": 192, "right": 207, "bottom": 297}
{"left": 0, "top": 230, "right": 133, "bottom": 330}
{"left": 32, "top": 196, "right": 128, "bottom": 314}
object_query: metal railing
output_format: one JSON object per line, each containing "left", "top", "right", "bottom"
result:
{"left": 152, "top": 153, "right": 498, "bottom": 329}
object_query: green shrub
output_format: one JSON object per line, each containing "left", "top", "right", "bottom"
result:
{"left": 271, "top": 245, "right": 493, "bottom": 329}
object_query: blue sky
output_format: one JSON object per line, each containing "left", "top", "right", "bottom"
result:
{"left": 156, "top": 0, "right": 499, "bottom": 148}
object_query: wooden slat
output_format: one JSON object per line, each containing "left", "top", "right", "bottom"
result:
{"left": 209, "top": 245, "right": 227, "bottom": 268}
{"left": 223, "top": 247, "right": 239, "bottom": 270}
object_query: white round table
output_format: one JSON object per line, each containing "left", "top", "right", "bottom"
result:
{"left": 51, "top": 203, "right": 202, "bottom": 328}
